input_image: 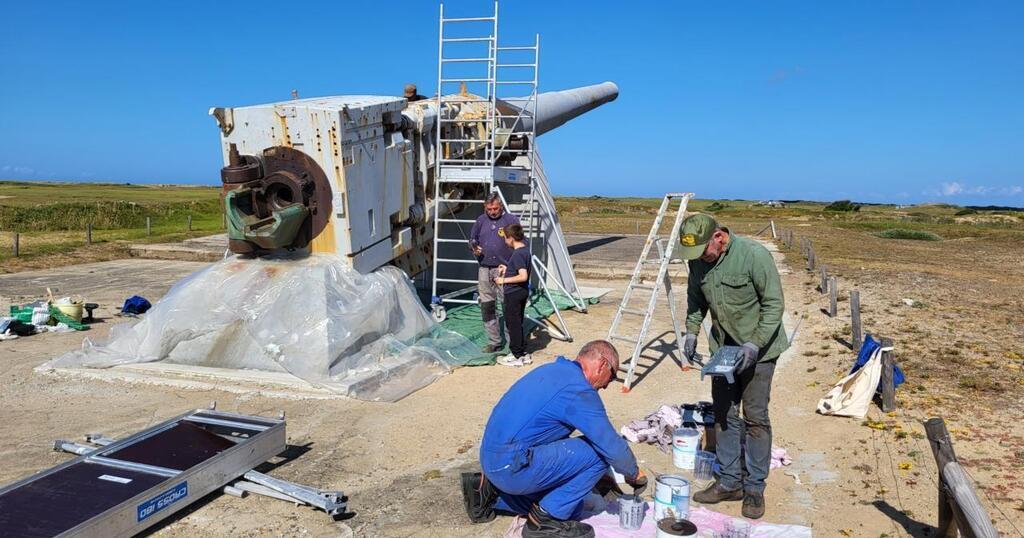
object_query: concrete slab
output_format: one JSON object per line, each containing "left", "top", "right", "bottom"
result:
{"left": 129, "top": 234, "right": 227, "bottom": 262}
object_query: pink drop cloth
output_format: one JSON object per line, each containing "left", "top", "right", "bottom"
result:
{"left": 503, "top": 499, "right": 811, "bottom": 538}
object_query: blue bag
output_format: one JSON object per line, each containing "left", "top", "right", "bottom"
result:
{"left": 850, "top": 334, "right": 905, "bottom": 392}
{"left": 121, "top": 295, "right": 152, "bottom": 315}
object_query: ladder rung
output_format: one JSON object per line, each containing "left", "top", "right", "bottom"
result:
{"left": 621, "top": 309, "right": 646, "bottom": 317}
{"left": 642, "top": 259, "right": 662, "bottom": 265}
{"left": 436, "top": 198, "right": 485, "bottom": 204}
{"left": 496, "top": 64, "right": 536, "bottom": 68}
{"left": 437, "top": 258, "right": 479, "bottom": 264}
{"left": 442, "top": 98, "right": 491, "bottom": 103}
{"left": 610, "top": 335, "right": 638, "bottom": 344}
{"left": 496, "top": 81, "right": 535, "bottom": 85}
{"left": 632, "top": 284, "right": 655, "bottom": 291}
{"left": 440, "top": 139, "right": 491, "bottom": 143}
{"left": 441, "top": 78, "right": 491, "bottom": 83}
{"left": 437, "top": 218, "right": 477, "bottom": 223}
{"left": 441, "top": 58, "right": 493, "bottom": 63}
{"left": 439, "top": 117, "right": 494, "bottom": 123}
{"left": 441, "top": 298, "right": 477, "bottom": 304}
{"left": 442, "top": 16, "right": 496, "bottom": 23}
{"left": 436, "top": 238, "right": 471, "bottom": 243}
{"left": 436, "top": 278, "right": 479, "bottom": 284}
{"left": 442, "top": 37, "right": 494, "bottom": 43}
{"left": 440, "top": 179, "right": 491, "bottom": 184}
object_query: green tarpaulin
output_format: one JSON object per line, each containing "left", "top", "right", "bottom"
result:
{"left": 439, "top": 291, "right": 599, "bottom": 366}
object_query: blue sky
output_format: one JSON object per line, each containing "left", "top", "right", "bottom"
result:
{"left": 1, "top": 1, "right": 1021, "bottom": 206}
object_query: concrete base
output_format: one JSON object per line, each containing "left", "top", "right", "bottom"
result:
{"left": 37, "top": 362, "right": 341, "bottom": 400}
{"left": 129, "top": 234, "right": 227, "bottom": 262}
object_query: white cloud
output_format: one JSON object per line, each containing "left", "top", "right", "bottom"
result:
{"left": 927, "top": 181, "right": 1020, "bottom": 198}
{"left": 2, "top": 165, "right": 35, "bottom": 176}
{"left": 940, "top": 182, "right": 963, "bottom": 196}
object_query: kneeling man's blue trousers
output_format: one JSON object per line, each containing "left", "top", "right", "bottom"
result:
{"left": 485, "top": 437, "right": 607, "bottom": 521}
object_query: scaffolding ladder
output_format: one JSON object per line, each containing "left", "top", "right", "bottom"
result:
{"left": 607, "top": 193, "right": 694, "bottom": 391}
{"left": 431, "top": 1, "right": 552, "bottom": 325}
{"left": 430, "top": 1, "right": 499, "bottom": 318}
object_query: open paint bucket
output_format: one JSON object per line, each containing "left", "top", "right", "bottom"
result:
{"left": 653, "top": 474, "right": 689, "bottom": 521}
{"left": 656, "top": 518, "right": 698, "bottom": 537}
{"left": 672, "top": 427, "right": 701, "bottom": 469}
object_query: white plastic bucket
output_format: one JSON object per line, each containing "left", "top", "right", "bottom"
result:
{"left": 672, "top": 427, "right": 701, "bottom": 469}
{"left": 654, "top": 474, "right": 689, "bottom": 521}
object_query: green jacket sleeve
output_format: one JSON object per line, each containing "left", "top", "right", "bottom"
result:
{"left": 685, "top": 262, "right": 708, "bottom": 334}
{"left": 749, "top": 247, "right": 785, "bottom": 348}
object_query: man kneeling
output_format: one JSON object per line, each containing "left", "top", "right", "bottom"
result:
{"left": 461, "top": 340, "right": 647, "bottom": 538}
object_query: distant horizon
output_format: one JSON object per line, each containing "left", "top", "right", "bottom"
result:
{"left": 2, "top": 178, "right": 1021, "bottom": 210}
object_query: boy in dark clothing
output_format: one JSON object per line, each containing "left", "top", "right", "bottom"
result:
{"left": 495, "top": 223, "right": 531, "bottom": 367}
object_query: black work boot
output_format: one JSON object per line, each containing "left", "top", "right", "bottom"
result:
{"left": 460, "top": 472, "right": 498, "bottom": 523}
{"left": 692, "top": 480, "right": 743, "bottom": 504}
{"left": 522, "top": 504, "right": 595, "bottom": 538}
{"left": 742, "top": 490, "right": 766, "bottom": 519}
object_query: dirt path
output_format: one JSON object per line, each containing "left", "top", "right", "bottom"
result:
{"left": 0, "top": 238, "right": 1019, "bottom": 536}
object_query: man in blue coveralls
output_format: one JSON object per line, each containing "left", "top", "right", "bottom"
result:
{"left": 460, "top": 340, "right": 648, "bottom": 538}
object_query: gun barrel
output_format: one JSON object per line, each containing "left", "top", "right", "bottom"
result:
{"left": 503, "top": 81, "right": 619, "bottom": 136}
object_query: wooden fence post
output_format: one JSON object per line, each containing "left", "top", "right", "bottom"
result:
{"left": 828, "top": 276, "right": 838, "bottom": 317}
{"left": 770, "top": 220, "right": 777, "bottom": 239}
{"left": 880, "top": 336, "right": 896, "bottom": 412}
{"left": 941, "top": 463, "right": 1000, "bottom": 537}
{"left": 925, "top": 418, "right": 960, "bottom": 538}
{"left": 807, "top": 244, "right": 816, "bottom": 272}
{"left": 12, "top": 232, "right": 19, "bottom": 257}
{"left": 187, "top": 215, "right": 193, "bottom": 231}
{"left": 820, "top": 265, "right": 828, "bottom": 294}
{"left": 146, "top": 216, "right": 152, "bottom": 236}
{"left": 924, "top": 418, "right": 998, "bottom": 537}
{"left": 86, "top": 224, "right": 92, "bottom": 245}
{"left": 850, "top": 290, "right": 862, "bottom": 351}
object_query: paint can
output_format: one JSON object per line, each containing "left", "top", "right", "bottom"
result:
{"left": 656, "top": 518, "right": 698, "bottom": 537}
{"left": 672, "top": 427, "right": 702, "bottom": 469}
{"left": 653, "top": 474, "right": 690, "bottom": 521}
{"left": 617, "top": 494, "right": 644, "bottom": 530}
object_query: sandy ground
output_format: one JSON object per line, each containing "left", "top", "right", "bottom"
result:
{"left": 1, "top": 237, "right": 1021, "bottom": 537}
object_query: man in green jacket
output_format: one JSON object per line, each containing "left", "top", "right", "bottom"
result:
{"left": 677, "top": 214, "right": 788, "bottom": 520}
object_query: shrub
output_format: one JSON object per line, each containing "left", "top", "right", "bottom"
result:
{"left": 873, "top": 229, "right": 942, "bottom": 241}
{"left": 954, "top": 208, "right": 978, "bottom": 216}
{"left": 824, "top": 200, "right": 860, "bottom": 212}
{"left": 706, "top": 201, "right": 728, "bottom": 212}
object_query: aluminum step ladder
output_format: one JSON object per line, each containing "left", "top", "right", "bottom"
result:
{"left": 607, "top": 193, "right": 694, "bottom": 392}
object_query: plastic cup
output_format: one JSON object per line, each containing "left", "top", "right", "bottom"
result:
{"left": 694, "top": 450, "right": 715, "bottom": 481}
{"left": 719, "top": 518, "right": 752, "bottom": 538}
{"left": 618, "top": 494, "right": 644, "bottom": 530}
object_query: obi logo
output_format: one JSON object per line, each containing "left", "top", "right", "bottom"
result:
{"left": 681, "top": 234, "right": 697, "bottom": 247}
{"left": 137, "top": 481, "right": 188, "bottom": 522}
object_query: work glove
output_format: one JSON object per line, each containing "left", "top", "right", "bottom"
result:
{"left": 625, "top": 469, "right": 648, "bottom": 496}
{"left": 737, "top": 342, "right": 760, "bottom": 373}
{"left": 683, "top": 333, "right": 698, "bottom": 365}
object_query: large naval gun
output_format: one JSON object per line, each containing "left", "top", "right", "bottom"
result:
{"left": 208, "top": 82, "right": 618, "bottom": 275}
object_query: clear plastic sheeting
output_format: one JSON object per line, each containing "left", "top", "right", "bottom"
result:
{"left": 46, "top": 255, "right": 484, "bottom": 401}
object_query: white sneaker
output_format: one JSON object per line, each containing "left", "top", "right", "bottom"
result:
{"left": 496, "top": 354, "right": 524, "bottom": 367}
{"left": 521, "top": 354, "right": 533, "bottom": 365}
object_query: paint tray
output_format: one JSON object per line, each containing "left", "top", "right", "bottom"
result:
{"left": 699, "top": 345, "right": 743, "bottom": 383}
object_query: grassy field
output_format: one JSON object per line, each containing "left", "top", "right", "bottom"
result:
{"left": 4, "top": 181, "right": 1023, "bottom": 269}
{"left": 0, "top": 181, "right": 224, "bottom": 270}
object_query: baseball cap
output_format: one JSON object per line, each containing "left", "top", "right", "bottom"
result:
{"left": 677, "top": 213, "right": 718, "bottom": 260}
